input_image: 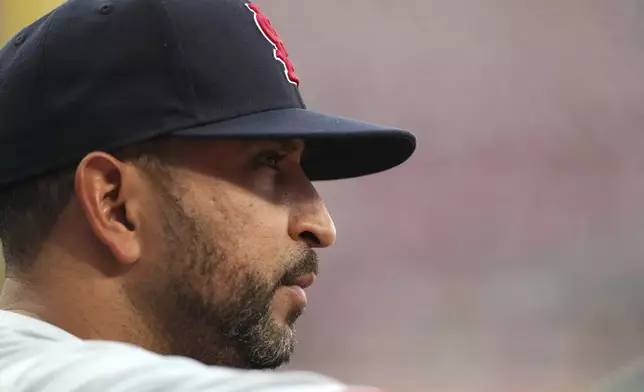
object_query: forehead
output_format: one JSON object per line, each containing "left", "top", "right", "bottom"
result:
{"left": 144, "top": 138, "right": 306, "bottom": 180}
{"left": 146, "top": 138, "right": 309, "bottom": 200}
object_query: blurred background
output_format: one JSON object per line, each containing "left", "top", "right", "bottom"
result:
{"left": 3, "top": 1, "right": 644, "bottom": 391}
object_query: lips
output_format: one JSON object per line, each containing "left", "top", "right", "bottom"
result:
{"left": 278, "top": 274, "right": 316, "bottom": 306}
{"left": 289, "top": 274, "right": 316, "bottom": 289}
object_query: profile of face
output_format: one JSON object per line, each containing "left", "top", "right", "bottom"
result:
{"left": 79, "top": 138, "right": 336, "bottom": 369}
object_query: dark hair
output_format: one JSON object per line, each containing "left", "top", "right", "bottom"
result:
{"left": 0, "top": 138, "right": 171, "bottom": 273}
{"left": 0, "top": 166, "right": 77, "bottom": 272}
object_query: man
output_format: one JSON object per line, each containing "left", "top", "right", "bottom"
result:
{"left": 0, "top": 0, "right": 415, "bottom": 391}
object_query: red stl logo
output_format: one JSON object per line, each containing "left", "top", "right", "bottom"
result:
{"left": 246, "top": 3, "right": 300, "bottom": 87}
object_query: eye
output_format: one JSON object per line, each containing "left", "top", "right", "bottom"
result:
{"left": 256, "top": 150, "right": 288, "bottom": 171}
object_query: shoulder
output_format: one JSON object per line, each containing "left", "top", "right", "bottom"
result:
{"left": 0, "top": 310, "right": 365, "bottom": 392}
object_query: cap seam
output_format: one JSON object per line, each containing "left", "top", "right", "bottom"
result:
{"left": 40, "top": 6, "right": 64, "bottom": 126}
{"left": 158, "top": 0, "right": 205, "bottom": 122}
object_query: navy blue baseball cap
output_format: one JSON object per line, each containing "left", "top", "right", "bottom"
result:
{"left": 0, "top": 0, "right": 416, "bottom": 185}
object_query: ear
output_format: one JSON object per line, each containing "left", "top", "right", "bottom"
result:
{"left": 74, "top": 152, "right": 143, "bottom": 265}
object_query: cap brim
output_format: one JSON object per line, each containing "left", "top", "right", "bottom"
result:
{"left": 172, "top": 108, "right": 416, "bottom": 181}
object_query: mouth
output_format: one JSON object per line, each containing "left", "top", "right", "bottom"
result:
{"left": 280, "top": 274, "right": 316, "bottom": 309}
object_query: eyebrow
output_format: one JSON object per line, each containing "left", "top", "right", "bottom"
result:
{"left": 276, "top": 139, "right": 303, "bottom": 153}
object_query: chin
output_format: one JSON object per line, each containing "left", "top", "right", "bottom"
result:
{"left": 233, "top": 312, "right": 299, "bottom": 370}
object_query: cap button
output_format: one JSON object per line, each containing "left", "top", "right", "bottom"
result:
{"left": 98, "top": 3, "right": 113, "bottom": 15}
{"left": 14, "top": 34, "right": 25, "bottom": 47}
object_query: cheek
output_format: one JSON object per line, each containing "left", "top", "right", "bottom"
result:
{"left": 188, "top": 184, "right": 291, "bottom": 278}
{"left": 228, "top": 201, "right": 290, "bottom": 277}
{"left": 137, "top": 198, "right": 170, "bottom": 259}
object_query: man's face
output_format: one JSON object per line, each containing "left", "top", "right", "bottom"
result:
{"left": 126, "top": 139, "right": 336, "bottom": 369}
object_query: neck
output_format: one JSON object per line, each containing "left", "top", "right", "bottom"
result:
{"left": 0, "top": 275, "right": 48, "bottom": 320}
{"left": 0, "top": 258, "right": 246, "bottom": 367}
{"left": 0, "top": 264, "right": 165, "bottom": 353}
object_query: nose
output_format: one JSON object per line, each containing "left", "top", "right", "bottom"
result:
{"left": 288, "top": 193, "right": 337, "bottom": 248}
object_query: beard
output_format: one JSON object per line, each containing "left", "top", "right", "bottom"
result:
{"left": 129, "top": 180, "right": 319, "bottom": 370}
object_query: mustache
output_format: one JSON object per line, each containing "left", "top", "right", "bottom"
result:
{"left": 278, "top": 249, "right": 319, "bottom": 286}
